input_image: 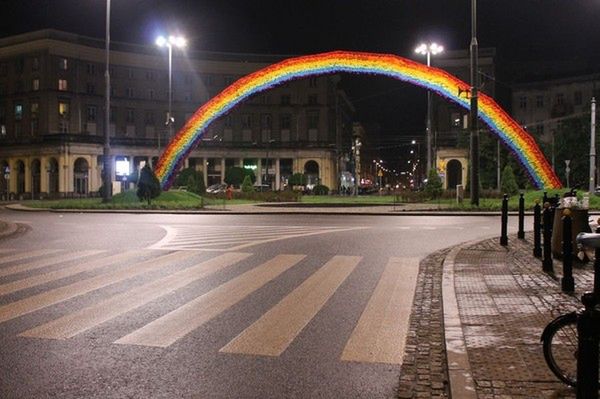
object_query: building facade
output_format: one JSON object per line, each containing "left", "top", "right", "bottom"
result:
{"left": 0, "top": 30, "right": 355, "bottom": 199}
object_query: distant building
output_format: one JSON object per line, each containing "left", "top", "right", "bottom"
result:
{"left": 511, "top": 73, "right": 600, "bottom": 168}
{"left": 0, "top": 29, "right": 355, "bottom": 198}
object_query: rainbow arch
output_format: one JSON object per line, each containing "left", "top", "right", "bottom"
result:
{"left": 155, "top": 51, "right": 561, "bottom": 190}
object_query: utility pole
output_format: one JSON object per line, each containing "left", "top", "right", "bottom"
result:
{"left": 590, "top": 97, "right": 596, "bottom": 193}
{"left": 469, "top": 0, "right": 479, "bottom": 205}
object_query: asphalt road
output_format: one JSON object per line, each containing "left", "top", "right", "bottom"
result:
{"left": 0, "top": 209, "right": 529, "bottom": 399}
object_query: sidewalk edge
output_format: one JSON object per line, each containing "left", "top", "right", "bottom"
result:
{"left": 442, "top": 241, "right": 479, "bottom": 399}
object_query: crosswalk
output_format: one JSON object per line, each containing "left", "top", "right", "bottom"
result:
{"left": 149, "top": 224, "right": 369, "bottom": 251}
{"left": 0, "top": 248, "right": 419, "bottom": 366}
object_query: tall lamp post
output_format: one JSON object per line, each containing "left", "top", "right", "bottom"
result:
{"left": 415, "top": 42, "right": 444, "bottom": 174}
{"left": 155, "top": 35, "right": 187, "bottom": 151}
{"left": 469, "top": 0, "right": 480, "bottom": 205}
{"left": 102, "top": 0, "right": 112, "bottom": 203}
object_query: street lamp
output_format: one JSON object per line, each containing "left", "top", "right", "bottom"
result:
{"left": 155, "top": 35, "right": 187, "bottom": 148}
{"left": 415, "top": 42, "right": 444, "bottom": 174}
{"left": 102, "top": 0, "right": 112, "bottom": 203}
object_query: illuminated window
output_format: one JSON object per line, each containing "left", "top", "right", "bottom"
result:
{"left": 58, "top": 101, "right": 70, "bottom": 118}
{"left": 58, "top": 58, "right": 68, "bottom": 70}
{"left": 58, "top": 79, "right": 68, "bottom": 91}
{"left": 14, "top": 104, "right": 23, "bottom": 120}
{"left": 32, "top": 79, "right": 40, "bottom": 91}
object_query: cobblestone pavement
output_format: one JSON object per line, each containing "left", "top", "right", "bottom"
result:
{"left": 450, "top": 232, "right": 595, "bottom": 398}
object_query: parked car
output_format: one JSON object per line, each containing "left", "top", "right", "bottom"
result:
{"left": 206, "top": 183, "right": 227, "bottom": 194}
{"left": 253, "top": 183, "right": 272, "bottom": 192}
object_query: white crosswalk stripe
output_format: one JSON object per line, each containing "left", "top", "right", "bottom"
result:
{"left": 149, "top": 224, "right": 368, "bottom": 251}
{"left": 1, "top": 248, "right": 419, "bottom": 365}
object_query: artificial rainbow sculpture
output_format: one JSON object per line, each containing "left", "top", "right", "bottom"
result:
{"left": 154, "top": 51, "right": 561, "bottom": 190}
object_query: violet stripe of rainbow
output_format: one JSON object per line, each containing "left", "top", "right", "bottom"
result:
{"left": 155, "top": 51, "right": 560, "bottom": 190}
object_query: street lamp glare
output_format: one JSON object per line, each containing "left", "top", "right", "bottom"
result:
{"left": 155, "top": 36, "right": 167, "bottom": 47}
{"left": 414, "top": 43, "right": 427, "bottom": 55}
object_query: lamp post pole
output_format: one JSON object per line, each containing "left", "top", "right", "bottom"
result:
{"left": 590, "top": 97, "right": 596, "bottom": 193}
{"left": 469, "top": 0, "right": 480, "bottom": 205}
{"left": 102, "top": 0, "right": 112, "bottom": 203}
{"left": 415, "top": 43, "right": 443, "bottom": 174}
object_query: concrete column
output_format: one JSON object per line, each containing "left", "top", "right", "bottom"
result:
{"left": 24, "top": 158, "right": 32, "bottom": 195}
{"left": 256, "top": 159, "right": 262, "bottom": 185}
{"left": 220, "top": 158, "right": 226, "bottom": 183}
{"left": 275, "top": 158, "right": 281, "bottom": 190}
{"left": 90, "top": 155, "right": 98, "bottom": 193}
{"left": 40, "top": 156, "right": 49, "bottom": 193}
{"left": 203, "top": 157, "right": 208, "bottom": 187}
{"left": 184, "top": 158, "right": 190, "bottom": 169}
{"left": 8, "top": 159, "right": 16, "bottom": 194}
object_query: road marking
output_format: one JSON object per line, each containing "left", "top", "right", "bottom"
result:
{"left": 20, "top": 252, "right": 252, "bottom": 340}
{"left": 0, "top": 250, "right": 103, "bottom": 278}
{"left": 220, "top": 255, "right": 361, "bottom": 357}
{"left": 150, "top": 225, "right": 368, "bottom": 251}
{"left": 115, "top": 254, "right": 306, "bottom": 348}
{"left": 0, "top": 249, "right": 62, "bottom": 266}
{"left": 340, "top": 257, "right": 419, "bottom": 364}
{"left": 0, "top": 251, "right": 197, "bottom": 324}
{"left": 0, "top": 250, "right": 148, "bottom": 296}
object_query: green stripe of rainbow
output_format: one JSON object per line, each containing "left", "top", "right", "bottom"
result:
{"left": 155, "top": 51, "right": 561, "bottom": 190}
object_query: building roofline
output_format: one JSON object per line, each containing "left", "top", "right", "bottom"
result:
{"left": 512, "top": 72, "right": 600, "bottom": 90}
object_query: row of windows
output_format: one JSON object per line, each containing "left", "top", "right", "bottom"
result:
{"left": 1, "top": 102, "right": 321, "bottom": 130}
{"left": 518, "top": 91, "right": 585, "bottom": 110}
{"left": 0, "top": 57, "right": 68, "bottom": 76}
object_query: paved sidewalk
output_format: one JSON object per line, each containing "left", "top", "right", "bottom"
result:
{"left": 442, "top": 233, "right": 596, "bottom": 398}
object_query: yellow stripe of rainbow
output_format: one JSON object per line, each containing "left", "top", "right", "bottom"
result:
{"left": 155, "top": 51, "right": 561, "bottom": 190}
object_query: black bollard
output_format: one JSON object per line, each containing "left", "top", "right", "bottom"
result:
{"left": 533, "top": 200, "right": 542, "bottom": 257}
{"left": 543, "top": 191, "right": 548, "bottom": 205}
{"left": 542, "top": 203, "right": 554, "bottom": 273}
{"left": 576, "top": 293, "right": 600, "bottom": 399}
{"left": 518, "top": 193, "right": 525, "bottom": 239}
{"left": 500, "top": 194, "right": 508, "bottom": 246}
{"left": 595, "top": 223, "right": 600, "bottom": 299}
{"left": 562, "top": 209, "right": 575, "bottom": 293}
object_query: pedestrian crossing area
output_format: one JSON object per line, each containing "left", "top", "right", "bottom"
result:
{"left": 148, "top": 224, "right": 369, "bottom": 251}
{"left": 0, "top": 248, "right": 419, "bottom": 365}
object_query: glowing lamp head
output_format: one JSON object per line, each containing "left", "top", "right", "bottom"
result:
{"left": 414, "top": 43, "right": 428, "bottom": 55}
{"left": 155, "top": 36, "right": 167, "bottom": 47}
{"left": 169, "top": 35, "right": 187, "bottom": 48}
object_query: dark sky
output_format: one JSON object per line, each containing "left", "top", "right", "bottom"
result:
{"left": 2, "top": 0, "right": 600, "bottom": 161}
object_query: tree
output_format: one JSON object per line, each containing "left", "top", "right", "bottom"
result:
{"left": 424, "top": 169, "right": 443, "bottom": 199}
{"left": 137, "top": 165, "right": 161, "bottom": 205}
{"left": 553, "top": 116, "right": 591, "bottom": 189}
{"left": 500, "top": 165, "right": 519, "bottom": 196}
{"left": 224, "top": 166, "right": 245, "bottom": 187}
{"left": 241, "top": 175, "right": 255, "bottom": 193}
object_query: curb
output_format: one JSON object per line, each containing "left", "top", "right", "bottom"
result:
{"left": 441, "top": 237, "right": 493, "bottom": 399}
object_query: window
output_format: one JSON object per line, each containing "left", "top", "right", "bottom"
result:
{"left": 308, "top": 77, "right": 318, "bottom": 87}
{"left": 307, "top": 111, "right": 319, "bottom": 129}
{"left": 110, "top": 107, "right": 116, "bottom": 123}
{"left": 31, "top": 102, "right": 39, "bottom": 118}
{"left": 32, "top": 57, "right": 40, "bottom": 71}
{"left": 15, "top": 57, "right": 24, "bottom": 73}
{"left": 14, "top": 103, "right": 23, "bottom": 120}
{"left": 145, "top": 70, "right": 154, "bottom": 80}
{"left": 308, "top": 94, "right": 318, "bottom": 105}
{"left": 535, "top": 123, "right": 544, "bottom": 136}
{"left": 241, "top": 114, "right": 252, "bottom": 129}
{"left": 86, "top": 106, "right": 97, "bottom": 122}
{"left": 58, "top": 58, "right": 68, "bottom": 70}
{"left": 224, "top": 115, "right": 233, "bottom": 128}
{"left": 519, "top": 96, "right": 527, "bottom": 109}
{"left": 87, "top": 63, "right": 95, "bottom": 75}
{"left": 536, "top": 95, "right": 544, "bottom": 108}
{"left": 144, "top": 110, "right": 154, "bottom": 125}
{"left": 148, "top": 89, "right": 155, "bottom": 100}
{"left": 280, "top": 94, "right": 291, "bottom": 105}
{"left": 126, "top": 87, "right": 134, "bottom": 98}
{"left": 556, "top": 93, "right": 564, "bottom": 105}
{"left": 261, "top": 114, "right": 272, "bottom": 129}
{"left": 31, "top": 102, "right": 39, "bottom": 135}
{"left": 574, "top": 91, "right": 582, "bottom": 106}
{"left": 32, "top": 78, "right": 40, "bottom": 91}
{"left": 280, "top": 114, "right": 291, "bottom": 129}
{"left": 126, "top": 108, "right": 135, "bottom": 123}
{"left": 86, "top": 83, "right": 95, "bottom": 95}
{"left": 128, "top": 68, "right": 134, "bottom": 79}
{"left": 58, "top": 101, "right": 69, "bottom": 118}
{"left": 58, "top": 79, "right": 68, "bottom": 91}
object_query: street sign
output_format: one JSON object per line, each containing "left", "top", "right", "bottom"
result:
{"left": 377, "top": 170, "right": 383, "bottom": 177}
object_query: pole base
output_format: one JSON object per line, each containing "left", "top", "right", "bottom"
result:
{"left": 562, "top": 276, "right": 575, "bottom": 294}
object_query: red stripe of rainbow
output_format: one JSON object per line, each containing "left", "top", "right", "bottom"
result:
{"left": 155, "top": 51, "right": 561, "bottom": 190}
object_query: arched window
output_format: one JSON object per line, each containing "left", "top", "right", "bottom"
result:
{"left": 47, "top": 158, "right": 59, "bottom": 195}
{"left": 31, "top": 159, "right": 41, "bottom": 199}
{"left": 446, "top": 159, "right": 463, "bottom": 189}
{"left": 16, "top": 160, "right": 25, "bottom": 194}
{"left": 304, "top": 160, "right": 320, "bottom": 187}
{"left": 73, "top": 158, "right": 89, "bottom": 195}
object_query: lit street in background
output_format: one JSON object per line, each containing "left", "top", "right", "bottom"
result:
{"left": 0, "top": 209, "right": 527, "bottom": 398}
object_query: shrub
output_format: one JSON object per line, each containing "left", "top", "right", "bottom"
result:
{"left": 424, "top": 169, "right": 443, "bottom": 199}
{"left": 241, "top": 175, "right": 255, "bottom": 193}
{"left": 224, "top": 166, "right": 246, "bottom": 187}
{"left": 288, "top": 173, "right": 307, "bottom": 187}
{"left": 501, "top": 165, "right": 519, "bottom": 196}
{"left": 313, "top": 184, "right": 329, "bottom": 195}
{"left": 136, "top": 165, "right": 161, "bottom": 204}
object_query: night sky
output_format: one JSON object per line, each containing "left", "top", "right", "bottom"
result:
{"left": 2, "top": 0, "right": 600, "bottom": 161}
